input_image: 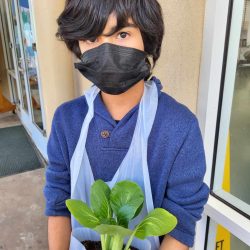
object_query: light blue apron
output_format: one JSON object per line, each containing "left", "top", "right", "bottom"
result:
{"left": 69, "top": 79, "right": 160, "bottom": 250}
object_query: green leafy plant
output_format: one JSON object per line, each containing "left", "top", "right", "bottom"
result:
{"left": 66, "top": 180, "right": 177, "bottom": 250}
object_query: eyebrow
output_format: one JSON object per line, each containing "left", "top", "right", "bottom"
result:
{"left": 102, "top": 23, "right": 137, "bottom": 37}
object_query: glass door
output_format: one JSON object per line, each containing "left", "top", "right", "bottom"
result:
{"left": 10, "top": 0, "right": 29, "bottom": 112}
{"left": 17, "top": 0, "right": 44, "bottom": 130}
{"left": 1, "top": 0, "right": 47, "bottom": 158}
{"left": 0, "top": 0, "right": 21, "bottom": 112}
{"left": 3, "top": 0, "right": 45, "bottom": 132}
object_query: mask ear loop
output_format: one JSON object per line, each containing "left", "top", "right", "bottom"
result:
{"left": 145, "top": 55, "right": 153, "bottom": 80}
{"left": 146, "top": 55, "right": 153, "bottom": 68}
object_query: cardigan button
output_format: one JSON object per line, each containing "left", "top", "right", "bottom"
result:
{"left": 101, "top": 130, "right": 110, "bottom": 138}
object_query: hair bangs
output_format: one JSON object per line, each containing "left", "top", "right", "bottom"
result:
{"left": 57, "top": 0, "right": 137, "bottom": 42}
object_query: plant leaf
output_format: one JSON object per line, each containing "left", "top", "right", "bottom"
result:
{"left": 66, "top": 199, "right": 100, "bottom": 228}
{"left": 134, "top": 202, "right": 143, "bottom": 218}
{"left": 116, "top": 205, "right": 139, "bottom": 228}
{"left": 110, "top": 181, "right": 144, "bottom": 228}
{"left": 94, "top": 224, "right": 133, "bottom": 238}
{"left": 90, "top": 179, "right": 112, "bottom": 220}
{"left": 134, "top": 208, "right": 177, "bottom": 239}
{"left": 99, "top": 217, "right": 117, "bottom": 225}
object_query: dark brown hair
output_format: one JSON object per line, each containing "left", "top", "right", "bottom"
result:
{"left": 56, "top": 0, "right": 165, "bottom": 77}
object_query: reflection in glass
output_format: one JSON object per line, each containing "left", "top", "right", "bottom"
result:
{"left": 20, "top": 73, "right": 28, "bottom": 110}
{"left": 18, "top": 0, "right": 43, "bottom": 130}
{"left": 10, "top": 77, "right": 19, "bottom": 110}
{"left": 10, "top": 0, "right": 28, "bottom": 112}
{"left": 1, "top": 0, "right": 14, "bottom": 69}
{"left": 229, "top": 0, "right": 250, "bottom": 206}
{"left": 1, "top": 0, "right": 20, "bottom": 109}
{"left": 230, "top": 69, "right": 250, "bottom": 205}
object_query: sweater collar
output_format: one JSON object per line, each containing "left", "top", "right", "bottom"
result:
{"left": 94, "top": 76, "right": 163, "bottom": 126}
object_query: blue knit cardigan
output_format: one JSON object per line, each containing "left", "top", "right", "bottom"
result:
{"left": 43, "top": 76, "right": 210, "bottom": 247}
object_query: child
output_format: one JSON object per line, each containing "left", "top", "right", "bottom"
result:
{"left": 43, "top": 0, "right": 210, "bottom": 249}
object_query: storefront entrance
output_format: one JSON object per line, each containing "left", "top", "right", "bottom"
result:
{"left": 0, "top": 0, "right": 47, "bottom": 157}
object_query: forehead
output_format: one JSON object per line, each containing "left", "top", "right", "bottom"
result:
{"left": 103, "top": 13, "right": 136, "bottom": 32}
{"left": 106, "top": 12, "right": 134, "bottom": 24}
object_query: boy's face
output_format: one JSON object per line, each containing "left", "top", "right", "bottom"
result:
{"left": 78, "top": 12, "right": 144, "bottom": 54}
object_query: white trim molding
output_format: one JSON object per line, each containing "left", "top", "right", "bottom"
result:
{"left": 205, "top": 195, "right": 250, "bottom": 246}
{"left": 192, "top": 0, "right": 230, "bottom": 249}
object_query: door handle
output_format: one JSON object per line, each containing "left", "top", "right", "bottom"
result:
{"left": 32, "top": 43, "right": 36, "bottom": 52}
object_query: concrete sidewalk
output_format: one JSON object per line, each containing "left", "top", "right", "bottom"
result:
{"left": 0, "top": 168, "right": 48, "bottom": 250}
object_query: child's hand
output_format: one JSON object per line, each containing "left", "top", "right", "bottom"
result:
{"left": 159, "top": 235, "right": 189, "bottom": 250}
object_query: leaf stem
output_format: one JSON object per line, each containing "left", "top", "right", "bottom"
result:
{"left": 101, "top": 234, "right": 107, "bottom": 250}
{"left": 124, "top": 229, "right": 137, "bottom": 250}
{"left": 111, "top": 234, "right": 124, "bottom": 250}
{"left": 106, "top": 235, "right": 112, "bottom": 250}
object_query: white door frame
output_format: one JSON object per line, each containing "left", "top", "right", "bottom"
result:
{"left": 193, "top": 0, "right": 250, "bottom": 249}
{"left": 28, "top": 0, "right": 47, "bottom": 136}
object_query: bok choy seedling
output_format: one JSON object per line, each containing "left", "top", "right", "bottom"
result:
{"left": 66, "top": 180, "right": 177, "bottom": 250}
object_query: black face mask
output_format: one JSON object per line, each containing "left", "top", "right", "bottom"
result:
{"left": 74, "top": 43, "right": 151, "bottom": 95}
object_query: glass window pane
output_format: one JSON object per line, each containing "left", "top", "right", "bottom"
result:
{"left": 206, "top": 218, "right": 250, "bottom": 250}
{"left": 9, "top": 0, "right": 28, "bottom": 112}
{"left": 212, "top": 0, "right": 250, "bottom": 217}
{"left": 1, "top": 0, "right": 14, "bottom": 69}
{"left": 18, "top": 0, "right": 43, "bottom": 130}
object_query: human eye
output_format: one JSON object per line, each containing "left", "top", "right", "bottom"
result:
{"left": 85, "top": 37, "right": 98, "bottom": 44}
{"left": 117, "top": 31, "right": 130, "bottom": 39}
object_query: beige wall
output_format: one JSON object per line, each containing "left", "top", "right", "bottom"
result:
{"left": 32, "top": 0, "right": 75, "bottom": 135}
{"left": 74, "top": 0, "right": 206, "bottom": 114}
{"left": 157, "top": 0, "right": 205, "bottom": 113}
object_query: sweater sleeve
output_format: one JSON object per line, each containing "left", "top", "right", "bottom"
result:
{"left": 43, "top": 107, "right": 71, "bottom": 217}
{"left": 161, "top": 116, "right": 210, "bottom": 247}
